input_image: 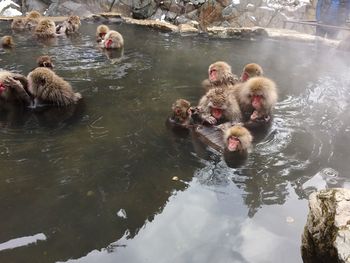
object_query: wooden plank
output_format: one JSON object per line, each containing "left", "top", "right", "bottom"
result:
{"left": 194, "top": 125, "right": 225, "bottom": 153}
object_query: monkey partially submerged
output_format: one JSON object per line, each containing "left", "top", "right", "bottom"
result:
{"left": 100, "top": 30, "right": 124, "bottom": 49}
{"left": 27, "top": 67, "right": 82, "bottom": 107}
{"left": 240, "top": 63, "right": 263, "bottom": 82}
{"left": 1, "top": 36, "right": 14, "bottom": 49}
{"left": 34, "top": 18, "right": 56, "bottom": 38}
{"left": 197, "top": 87, "right": 241, "bottom": 125}
{"left": 202, "top": 61, "right": 239, "bottom": 91}
{"left": 36, "top": 55, "right": 54, "bottom": 69}
{"left": 96, "top": 25, "right": 110, "bottom": 43}
{"left": 0, "top": 71, "right": 31, "bottom": 105}
{"left": 56, "top": 15, "right": 81, "bottom": 35}
{"left": 223, "top": 124, "right": 253, "bottom": 167}
{"left": 235, "top": 76, "right": 277, "bottom": 124}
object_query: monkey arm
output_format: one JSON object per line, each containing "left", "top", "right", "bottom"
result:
{"left": 3, "top": 76, "right": 31, "bottom": 105}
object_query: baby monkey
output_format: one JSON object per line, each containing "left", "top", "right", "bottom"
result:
{"left": 1, "top": 36, "right": 14, "bottom": 49}
{"left": 240, "top": 63, "right": 263, "bottom": 82}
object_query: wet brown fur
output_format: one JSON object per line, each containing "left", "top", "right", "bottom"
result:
{"left": 27, "top": 67, "right": 81, "bottom": 106}
{"left": 198, "top": 87, "right": 241, "bottom": 124}
{"left": 172, "top": 99, "right": 191, "bottom": 124}
{"left": 241, "top": 63, "right": 263, "bottom": 81}
{"left": 35, "top": 18, "right": 56, "bottom": 38}
{"left": 0, "top": 71, "right": 31, "bottom": 104}
{"left": 36, "top": 55, "right": 54, "bottom": 69}
{"left": 202, "top": 61, "right": 238, "bottom": 90}
{"left": 96, "top": 25, "right": 110, "bottom": 42}
{"left": 234, "top": 76, "right": 277, "bottom": 120}
{"left": 56, "top": 15, "right": 81, "bottom": 34}
{"left": 224, "top": 125, "right": 253, "bottom": 152}
{"left": 1, "top": 35, "right": 14, "bottom": 48}
{"left": 102, "top": 30, "right": 124, "bottom": 49}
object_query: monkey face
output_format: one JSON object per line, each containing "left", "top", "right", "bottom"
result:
{"left": 251, "top": 94, "right": 264, "bottom": 110}
{"left": 0, "top": 83, "right": 6, "bottom": 94}
{"left": 209, "top": 67, "right": 218, "bottom": 82}
{"left": 227, "top": 136, "right": 241, "bottom": 152}
{"left": 241, "top": 71, "right": 250, "bottom": 82}
{"left": 210, "top": 107, "right": 223, "bottom": 120}
{"left": 105, "top": 39, "right": 113, "bottom": 49}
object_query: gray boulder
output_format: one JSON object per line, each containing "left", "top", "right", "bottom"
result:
{"left": 301, "top": 188, "right": 350, "bottom": 263}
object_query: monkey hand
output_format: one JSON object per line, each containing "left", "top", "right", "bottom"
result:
{"left": 204, "top": 116, "right": 217, "bottom": 125}
{"left": 3, "top": 76, "right": 22, "bottom": 89}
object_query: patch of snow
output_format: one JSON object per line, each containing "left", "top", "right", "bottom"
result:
{"left": 3, "top": 7, "right": 21, "bottom": 16}
{"left": 0, "top": 0, "right": 22, "bottom": 16}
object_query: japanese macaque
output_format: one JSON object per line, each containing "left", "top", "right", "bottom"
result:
{"left": 96, "top": 25, "right": 110, "bottom": 43}
{"left": 202, "top": 61, "right": 238, "bottom": 90}
{"left": 100, "top": 30, "right": 124, "bottom": 49}
{"left": 223, "top": 124, "right": 252, "bottom": 167}
{"left": 36, "top": 55, "right": 54, "bottom": 69}
{"left": 27, "top": 67, "right": 82, "bottom": 107}
{"left": 235, "top": 77, "right": 277, "bottom": 122}
{"left": 27, "top": 11, "right": 41, "bottom": 20}
{"left": 168, "top": 99, "right": 193, "bottom": 127}
{"left": 198, "top": 87, "right": 241, "bottom": 125}
{"left": 240, "top": 63, "right": 263, "bottom": 82}
{"left": 0, "top": 71, "right": 31, "bottom": 105}
{"left": 11, "top": 18, "right": 26, "bottom": 30}
{"left": 34, "top": 18, "right": 56, "bottom": 38}
{"left": 1, "top": 36, "right": 14, "bottom": 49}
{"left": 56, "top": 15, "right": 81, "bottom": 35}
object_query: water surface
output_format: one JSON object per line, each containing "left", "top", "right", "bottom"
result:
{"left": 0, "top": 21, "right": 350, "bottom": 263}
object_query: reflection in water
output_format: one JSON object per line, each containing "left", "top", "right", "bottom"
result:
{"left": 0, "top": 21, "right": 350, "bottom": 263}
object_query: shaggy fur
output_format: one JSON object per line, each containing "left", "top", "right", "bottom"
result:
{"left": 27, "top": 67, "right": 81, "bottom": 106}
{"left": 1, "top": 36, "right": 14, "bottom": 48}
{"left": 35, "top": 18, "right": 56, "bottom": 38}
{"left": 224, "top": 125, "right": 253, "bottom": 153}
{"left": 202, "top": 61, "right": 238, "bottom": 90}
{"left": 101, "top": 30, "right": 124, "bottom": 49}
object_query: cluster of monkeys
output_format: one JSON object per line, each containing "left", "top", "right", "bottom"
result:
{"left": 0, "top": 11, "right": 125, "bottom": 109}
{"left": 168, "top": 61, "right": 278, "bottom": 164}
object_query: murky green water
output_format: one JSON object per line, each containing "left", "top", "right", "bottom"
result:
{"left": 0, "top": 21, "right": 350, "bottom": 263}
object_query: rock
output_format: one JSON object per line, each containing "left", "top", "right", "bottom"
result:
{"left": 190, "top": 0, "right": 206, "bottom": 6}
{"left": 185, "top": 9, "right": 198, "bottom": 20}
{"left": 124, "top": 17, "right": 178, "bottom": 32}
{"left": 222, "top": 5, "right": 239, "bottom": 20}
{"left": 301, "top": 188, "right": 350, "bottom": 263}
{"left": 207, "top": 26, "right": 267, "bottom": 38}
{"left": 237, "top": 12, "right": 257, "bottom": 27}
{"left": 246, "top": 3, "right": 255, "bottom": 12}
{"left": 150, "top": 8, "right": 166, "bottom": 20}
{"left": 184, "top": 2, "right": 196, "bottom": 13}
{"left": 132, "top": 0, "right": 158, "bottom": 19}
{"left": 216, "top": 0, "right": 231, "bottom": 8}
{"left": 23, "top": 0, "right": 48, "bottom": 13}
{"left": 175, "top": 14, "right": 191, "bottom": 24}
{"left": 165, "top": 11, "right": 177, "bottom": 22}
{"left": 169, "top": 3, "right": 184, "bottom": 15}
{"left": 178, "top": 23, "right": 199, "bottom": 34}
{"left": 198, "top": 0, "right": 223, "bottom": 27}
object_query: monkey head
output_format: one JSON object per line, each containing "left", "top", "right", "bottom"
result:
{"left": 68, "top": 16, "right": 81, "bottom": 26}
{"left": 35, "top": 18, "right": 56, "bottom": 35}
{"left": 207, "top": 88, "right": 228, "bottom": 120}
{"left": 208, "top": 61, "right": 232, "bottom": 84}
{"left": 172, "top": 99, "right": 191, "bottom": 123}
{"left": 96, "top": 25, "right": 110, "bottom": 42}
{"left": 241, "top": 63, "right": 263, "bottom": 82}
{"left": 224, "top": 125, "right": 252, "bottom": 152}
{"left": 1, "top": 36, "right": 14, "bottom": 48}
{"left": 36, "top": 55, "right": 54, "bottom": 69}
{"left": 240, "top": 77, "right": 277, "bottom": 111}
{"left": 11, "top": 18, "right": 26, "bottom": 30}
{"left": 103, "top": 30, "right": 124, "bottom": 49}
{"left": 27, "top": 11, "right": 41, "bottom": 20}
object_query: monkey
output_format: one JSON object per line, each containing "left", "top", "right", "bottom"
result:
{"left": 26, "top": 11, "right": 41, "bottom": 20}
{"left": 100, "top": 30, "right": 124, "bottom": 49}
{"left": 197, "top": 87, "right": 241, "bottom": 125}
{"left": 201, "top": 61, "right": 239, "bottom": 91}
{"left": 0, "top": 71, "right": 31, "bottom": 105}
{"left": 96, "top": 25, "right": 110, "bottom": 43}
{"left": 27, "top": 67, "right": 82, "bottom": 107}
{"left": 34, "top": 18, "right": 56, "bottom": 38}
{"left": 223, "top": 124, "right": 253, "bottom": 167}
{"left": 167, "top": 99, "right": 194, "bottom": 127}
{"left": 36, "top": 55, "right": 54, "bottom": 69}
{"left": 240, "top": 63, "right": 263, "bottom": 82}
{"left": 56, "top": 15, "right": 81, "bottom": 35}
{"left": 11, "top": 18, "right": 26, "bottom": 30}
{"left": 1, "top": 36, "right": 14, "bottom": 49}
{"left": 234, "top": 76, "right": 277, "bottom": 124}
